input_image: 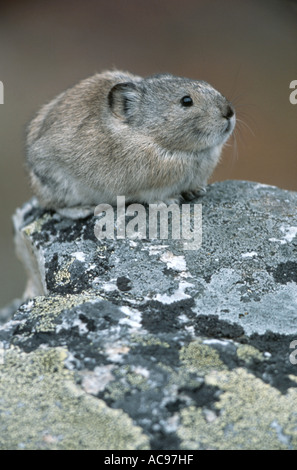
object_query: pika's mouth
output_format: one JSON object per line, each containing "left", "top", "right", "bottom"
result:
{"left": 225, "top": 119, "right": 232, "bottom": 133}
{"left": 224, "top": 114, "right": 236, "bottom": 134}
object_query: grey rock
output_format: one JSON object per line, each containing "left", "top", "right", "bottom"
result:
{"left": 1, "top": 180, "right": 297, "bottom": 450}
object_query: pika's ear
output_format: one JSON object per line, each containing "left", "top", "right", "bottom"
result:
{"left": 108, "top": 82, "right": 140, "bottom": 120}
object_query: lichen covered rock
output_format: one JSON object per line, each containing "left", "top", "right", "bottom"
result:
{"left": 1, "top": 180, "right": 297, "bottom": 449}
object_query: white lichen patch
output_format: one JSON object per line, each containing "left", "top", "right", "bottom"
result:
{"left": 101, "top": 281, "right": 118, "bottom": 292}
{"left": 160, "top": 251, "right": 187, "bottom": 272}
{"left": 71, "top": 251, "right": 86, "bottom": 262}
{"left": 104, "top": 343, "right": 130, "bottom": 363}
{"left": 130, "top": 365, "right": 150, "bottom": 379}
{"left": 269, "top": 225, "right": 297, "bottom": 245}
{"left": 119, "top": 306, "right": 143, "bottom": 330}
{"left": 253, "top": 183, "right": 277, "bottom": 190}
{"left": 81, "top": 365, "right": 115, "bottom": 395}
{"left": 241, "top": 252, "right": 258, "bottom": 258}
{"left": 154, "top": 281, "right": 193, "bottom": 304}
{"left": 280, "top": 225, "right": 297, "bottom": 242}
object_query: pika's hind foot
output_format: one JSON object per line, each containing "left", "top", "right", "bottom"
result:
{"left": 57, "top": 206, "right": 95, "bottom": 220}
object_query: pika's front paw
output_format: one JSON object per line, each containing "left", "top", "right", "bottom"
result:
{"left": 181, "top": 188, "right": 206, "bottom": 202}
{"left": 153, "top": 195, "right": 184, "bottom": 206}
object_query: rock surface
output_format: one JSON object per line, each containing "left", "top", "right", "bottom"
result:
{"left": 1, "top": 180, "right": 297, "bottom": 450}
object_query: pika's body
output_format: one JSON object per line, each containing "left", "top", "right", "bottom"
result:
{"left": 26, "top": 70, "right": 235, "bottom": 217}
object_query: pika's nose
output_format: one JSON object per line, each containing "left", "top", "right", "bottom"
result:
{"left": 222, "top": 104, "right": 235, "bottom": 120}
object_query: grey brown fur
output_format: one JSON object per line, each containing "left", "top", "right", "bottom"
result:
{"left": 26, "top": 70, "right": 235, "bottom": 218}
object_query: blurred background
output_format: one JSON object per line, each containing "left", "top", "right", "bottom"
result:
{"left": 0, "top": 0, "right": 296, "bottom": 309}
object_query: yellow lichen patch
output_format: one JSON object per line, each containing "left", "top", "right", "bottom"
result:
{"left": 130, "top": 333, "right": 170, "bottom": 349}
{"left": 0, "top": 346, "right": 149, "bottom": 450}
{"left": 179, "top": 341, "right": 226, "bottom": 374}
{"left": 54, "top": 260, "right": 72, "bottom": 286}
{"left": 102, "top": 364, "right": 151, "bottom": 403}
{"left": 178, "top": 368, "right": 297, "bottom": 450}
{"left": 23, "top": 212, "right": 51, "bottom": 238}
{"left": 236, "top": 344, "right": 264, "bottom": 362}
{"left": 24, "top": 292, "right": 103, "bottom": 332}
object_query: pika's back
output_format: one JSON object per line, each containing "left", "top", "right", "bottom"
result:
{"left": 26, "top": 70, "right": 140, "bottom": 145}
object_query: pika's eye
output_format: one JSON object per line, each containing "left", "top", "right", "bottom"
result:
{"left": 180, "top": 95, "right": 193, "bottom": 107}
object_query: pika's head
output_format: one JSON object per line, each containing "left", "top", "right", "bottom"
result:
{"left": 108, "top": 73, "right": 235, "bottom": 153}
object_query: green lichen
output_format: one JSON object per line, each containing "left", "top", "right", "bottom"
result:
{"left": 54, "top": 260, "right": 72, "bottom": 287}
{"left": 179, "top": 341, "right": 226, "bottom": 374}
{"left": 23, "top": 213, "right": 51, "bottom": 237}
{"left": 178, "top": 368, "right": 297, "bottom": 450}
{"left": 101, "top": 364, "right": 151, "bottom": 403}
{"left": 130, "top": 333, "right": 170, "bottom": 349}
{"left": 0, "top": 346, "right": 149, "bottom": 450}
{"left": 236, "top": 344, "right": 264, "bottom": 362}
{"left": 25, "top": 292, "right": 103, "bottom": 332}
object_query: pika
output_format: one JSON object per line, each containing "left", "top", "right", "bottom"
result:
{"left": 26, "top": 70, "right": 235, "bottom": 218}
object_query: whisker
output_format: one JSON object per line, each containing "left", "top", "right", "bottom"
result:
{"left": 233, "top": 131, "right": 239, "bottom": 162}
{"left": 236, "top": 118, "right": 256, "bottom": 137}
